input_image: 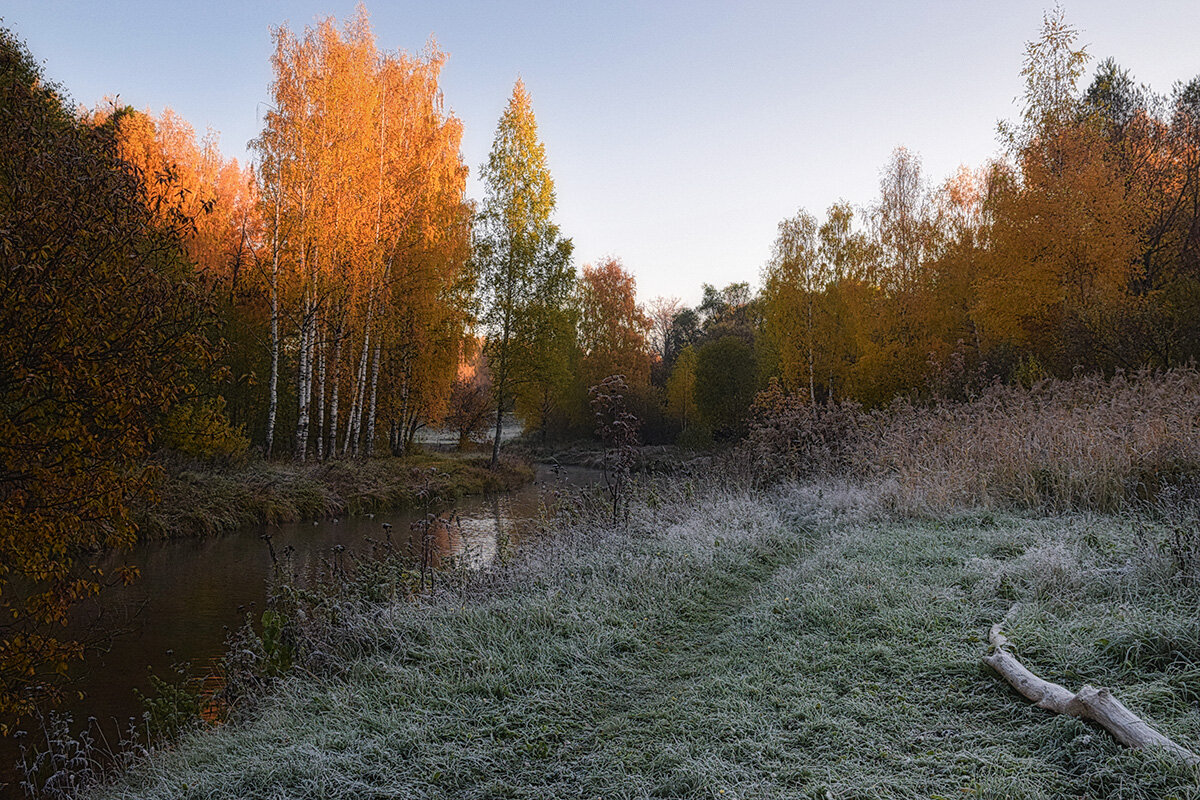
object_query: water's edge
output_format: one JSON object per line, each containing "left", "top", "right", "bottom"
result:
{"left": 5, "top": 464, "right": 600, "bottom": 792}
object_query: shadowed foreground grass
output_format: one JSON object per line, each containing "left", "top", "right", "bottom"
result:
{"left": 101, "top": 481, "right": 1200, "bottom": 799}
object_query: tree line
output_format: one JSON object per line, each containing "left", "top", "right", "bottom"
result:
{"left": 652, "top": 10, "right": 1200, "bottom": 446}
{"left": 1, "top": 7, "right": 1198, "bottom": 722}
{"left": 458, "top": 9, "right": 1200, "bottom": 452}
{"left": 760, "top": 12, "right": 1200, "bottom": 402}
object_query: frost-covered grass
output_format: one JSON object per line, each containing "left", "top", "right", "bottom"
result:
{"left": 98, "top": 479, "right": 1200, "bottom": 799}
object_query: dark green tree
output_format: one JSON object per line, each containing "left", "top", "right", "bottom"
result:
{"left": 694, "top": 336, "right": 757, "bottom": 440}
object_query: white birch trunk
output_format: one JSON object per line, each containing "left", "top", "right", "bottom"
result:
{"left": 807, "top": 294, "right": 816, "bottom": 405}
{"left": 395, "top": 350, "right": 412, "bottom": 456}
{"left": 265, "top": 192, "right": 281, "bottom": 458}
{"left": 328, "top": 321, "right": 342, "bottom": 460}
{"left": 346, "top": 306, "right": 372, "bottom": 458}
{"left": 316, "top": 316, "right": 326, "bottom": 461}
{"left": 342, "top": 346, "right": 361, "bottom": 459}
{"left": 365, "top": 336, "right": 382, "bottom": 457}
{"left": 294, "top": 181, "right": 312, "bottom": 461}
{"left": 361, "top": 89, "right": 387, "bottom": 460}
{"left": 294, "top": 296, "right": 312, "bottom": 461}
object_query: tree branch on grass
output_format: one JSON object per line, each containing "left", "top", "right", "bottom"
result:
{"left": 983, "top": 604, "right": 1200, "bottom": 765}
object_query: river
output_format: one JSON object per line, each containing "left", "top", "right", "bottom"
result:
{"left": 4, "top": 463, "right": 601, "bottom": 795}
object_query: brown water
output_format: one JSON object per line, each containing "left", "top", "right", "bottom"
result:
{"left": 3, "top": 464, "right": 599, "bottom": 795}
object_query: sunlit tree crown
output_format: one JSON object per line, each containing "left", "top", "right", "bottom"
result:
{"left": 480, "top": 79, "right": 557, "bottom": 241}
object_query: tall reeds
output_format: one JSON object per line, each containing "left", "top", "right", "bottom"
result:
{"left": 750, "top": 369, "right": 1200, "bottom": 513}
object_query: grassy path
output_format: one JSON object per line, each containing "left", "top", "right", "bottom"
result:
{"left": 101, "top": 485, "right": 1200, "bottom": 799}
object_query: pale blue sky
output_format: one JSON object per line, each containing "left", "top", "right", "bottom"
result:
{"left": 5, "top": 1, "right": 1199, "bottom": 304}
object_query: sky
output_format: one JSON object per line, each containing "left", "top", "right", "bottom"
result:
{"left": 4, "top": 1, "right": 1200, "bottom": 305}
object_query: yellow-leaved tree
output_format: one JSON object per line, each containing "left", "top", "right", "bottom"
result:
{"left": 476, "top": 79, "right": 576, "bottom": 465}
{"left": 976, "top": 8, "right": 1141, "bottom": 373}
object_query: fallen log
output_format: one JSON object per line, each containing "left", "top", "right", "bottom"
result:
{"left": 983, "top": 604, "right": 1200, "bottom": 765}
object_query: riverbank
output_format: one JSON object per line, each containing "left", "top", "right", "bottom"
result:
{"left": 99, "top": 476, "right": 1200, "bottom": 798}
{"left": 135, "top": 452, "right": 535, "bottom": 539}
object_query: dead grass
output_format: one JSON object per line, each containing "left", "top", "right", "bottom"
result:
{"left": 750, "top": 369, "right": 1200, "bottom": 514}
{"left": 864, "top": 370, "right": 1200, "bottom": 513}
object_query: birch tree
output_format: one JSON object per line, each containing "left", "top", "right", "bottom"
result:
{"left": 763, "top": 209, "right": 820, "bottom": 400}
{"left": 253, "top": 10, "right": 471, "bottom": 459}
{"left": 476, "top": 80, "right": 575, "bottom": 467}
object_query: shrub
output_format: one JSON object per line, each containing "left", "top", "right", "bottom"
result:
{"left": 694, "top": 336, "right": 757, "bottom": 440}
{"left": 0, "top": 26, "right": 215, "bottom": 725}
{"left": 589, "top": 375, "right": 641, "bottom": 524}
{"left": 743, "top": 378, "right": 865, "bottom": 481}
{"left": 676, "top": 423, "right": 713, "bottom": 451}
{"left": 158, "top": 397, "right": 248, "bottom": 460}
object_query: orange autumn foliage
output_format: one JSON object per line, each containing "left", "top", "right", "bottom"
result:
{"left": 578, "top": 258, "right": 651, "bottom": 390}
{"left": 107, "top": 106, "right": 259, "bottom": 296}
{"left": 254, "top": 8, "right": 473, "bottom": 458}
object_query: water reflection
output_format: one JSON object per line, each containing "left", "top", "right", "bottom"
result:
{"left": 3, "top": 464, "right": 598, "bottom": 792}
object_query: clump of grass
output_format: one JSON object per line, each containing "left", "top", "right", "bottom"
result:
{"left": 1131, "top": 482, "right": 1200, "bottom": 588}
{"left": 15, "top": 711, "right": 160, "bottom": 800}
{"left": 94, "top": 469, "right": 1200, "bottom": 799}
